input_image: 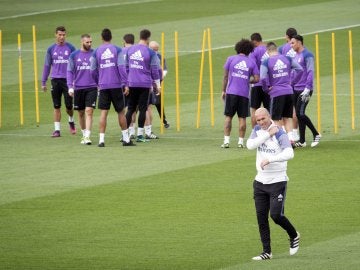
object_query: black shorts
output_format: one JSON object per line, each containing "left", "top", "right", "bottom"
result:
{"left": 224, "top": 94, "right": 249, "bottom": 118}
{"left": 74, "top": 87, "right": 97, "bottom": 110}
{"left": 98, "top": 88, "right": 126, "bottom": 112}
{"left": 250, "top": 85, "right": 270, "bottom": 110}
{"left": 127, "top": 87, "right": 151, "bottom": 113}
{"left": 51, "top": 78, "right": 73, "bottom": 110}
{"left": 269, "top": 94, "right": 293, "bottom": 120}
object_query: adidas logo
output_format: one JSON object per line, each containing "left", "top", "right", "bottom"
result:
{"left": 77, "top": 58, "right": 82, "bottom": 62}
{"left": 234, "top": 60, "right": 249, "bottom": 71}
{"left": 261, "top": 52, "right": 269, "bottom": 62}
{"left": 101, "top": 48, "right": 114, "bottom": 60}
{"left": 274, "top": 59, "right": 287, "bottom": 71}
{"left": 278, "top": 194, "right": 283, "bottom": 202}
{"left": 286, "top": 48, "right": 296, "bottom": 58}
{"left": 130, "top": 50, "right": 144, "bottom": 61}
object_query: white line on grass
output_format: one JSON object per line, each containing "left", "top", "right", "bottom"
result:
{"left": 0, "top": 133, "right": 359, "bottom": 142}
{"left": 0, "top": 0, "right": 161, "bottom": 20}
{"left": 168, "top": 24, "right": 360, "bottom": 53}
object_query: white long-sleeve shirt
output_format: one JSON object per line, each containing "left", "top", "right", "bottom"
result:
{"left": 247, "top": 123, "right": 294, "bottom": 184}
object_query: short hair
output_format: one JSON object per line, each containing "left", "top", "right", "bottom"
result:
{"left": 286, "top": 28, "right": 297, "bottom": 39}
{"left": 234, "top": 39, "right": 254, "bottom": 55}
{"left": 149, "top": 40, "right": 159, "bottom": 50}
{"left": 293, "top": 34, "right": 304, "bottom": 44}
{"left": 81, "top": 34, "right": 91, "bottom": 39}
{"left": 140, "top": 29, "right": 151, "bottom": 40}
{"left": 266, "top": 41, "right": 277, "bottom": 52}
{"left": 123, "top": 33, "right": 135, "bottom": 45}
{"left": 55, "top": 26, "right": 66, "bottom": 33}
{"left": 250, "top": 33, "right": 262, "bottom": 42}
{"left": 101, "top": 28, "right": 112, "bottom": 42}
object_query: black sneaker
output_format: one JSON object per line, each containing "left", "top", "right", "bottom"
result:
{"left": 123, "top": 140, "right": 136, "bottom": 146}
{"left": 164, "top": 122, "right": 170, "bottom": 129}
{"left": 98, "top": 142, "right": 105, "bottom": 147}
{"left": 252, "top": 252, "right": 272, "bottom": 260}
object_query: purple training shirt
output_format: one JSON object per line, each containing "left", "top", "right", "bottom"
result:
{"left": 224, "top": 54, "right": 259, "bottom": 98}
{"left": 42, "top": 42, "right": 76, "bottom": 85}
{"left": 67, "top": 49, "right": 97, "bottom": 90}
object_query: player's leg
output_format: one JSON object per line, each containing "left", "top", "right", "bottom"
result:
{"left": 61, "top": 79, "right": 76, "bottom": 134}
{"left": 50, "top": 79, "right": 63, "bottom": 137}
{"left": 268, "top": 181, "right": 299, "bottom": 255}
{"left": 97, "top": 90, "right": 111, "bottom": 147}
{"left": 237, "top": 96, "right": 249, "bottom": 148}
{"left": 83, "top": 88, "right": 97, "bottom": 145}
{"left": 253, "top": 180, "right": 272, "bottom": 257}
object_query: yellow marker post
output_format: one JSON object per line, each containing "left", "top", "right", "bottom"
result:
{"left": 18, "top": 33, "right": 24, "bottom": 126}
{"left": 207, "top": 28, "right": 215, "bottom": 127}
{"left": 331, "top": 33, "right": 338, "bottom": 134}
{"left": 174, "top": 31, "right": 180, "bottom": 131}
{"left": 160, "top": 32, "right": 165, "bottom": 134}
{"left": 196, "top": 30, "right": 206, "bottom": 128}
{"left": 33, "top": 25, "right": 40, "bottom": 126}
{"left": 0, "top": 30, "right": 2, "bottom": 128}
{"left": 348, "top": 30, "right": 355, "bottom": 130}
{"left": 315, "top": 34, "right": 321, "bottom": 133}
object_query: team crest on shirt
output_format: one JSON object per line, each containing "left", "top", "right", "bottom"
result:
{"left": 64, "top": 50, "right": 69, "bottom": 56}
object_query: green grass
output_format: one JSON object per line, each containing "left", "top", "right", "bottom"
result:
{"left": 1, "top": 0, "right": 360, "bottom": 269}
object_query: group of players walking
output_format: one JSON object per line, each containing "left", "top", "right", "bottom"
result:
{"left": 42, "top": 26, "right": 169, "bottom": 147}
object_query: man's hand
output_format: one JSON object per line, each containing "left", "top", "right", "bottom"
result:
{"left": 260, "top": 159, "right": 270, "bottom": 170}
{"left": 268, "top": 125, "right": 279, "bottom": 136}
{"left": 41, "top": 85, "right": 47, "bottom": 92}
{"left": 300, "top": 88, "right": 310, "bottom": 102}
{"left": 68, "top": 88, "right": 74, "bottom": 97}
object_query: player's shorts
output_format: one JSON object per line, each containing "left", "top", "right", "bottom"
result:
{"left": 224, "top": 94, "right": 249, "bottom": 118}
{"left": 74, "top": 87, "right": 97, "bottom": 111}
{"left": 250, "top": 85, "right": 270, "bottom": 110}
{"left": 51, "top": 78, "right": 73, "bottom": 110}
{"left": 127, "top": 87, "right": 151, "bottom": 113}
{"left": 98, "top": 88, "right": 126, "bottom": 112}
{"left": 269, "top": 94, "right": 293, "bottom": 120}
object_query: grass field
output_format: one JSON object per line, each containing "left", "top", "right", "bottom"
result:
{"left": 0, "top": 0, "right": 360, "bottom": 269}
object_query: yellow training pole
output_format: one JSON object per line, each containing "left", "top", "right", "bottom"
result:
{"left": 160, "top": 32, "right": 165, "bottom": 134}
{"left": 196, "top": 30, "right": 206, "bottom": 128}
{"left": 33, "top": 25, "right": 40, "bottom": 126}
{"left": 174, "top": 31, "right": 180, "bottom": 131}
{"left": 348, "top": 30, "right": 355, "bottom": 130}
{"left": 331, "top": 32, "right": 338, "bottom": 134}
{"left": 207, "top": 28, "right": 215, "bottom": 127}
{"left": 315, "top": 34, "right": 321, "bottom": 133}
{"left": 0, "top": 30, "right": 2, "bottom": 128}
{"left": 18, "top": 33, "right": 24, "bottom": 126}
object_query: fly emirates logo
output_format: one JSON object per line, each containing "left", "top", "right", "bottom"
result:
{"left": 231, "top": 61, "right": 249, "bottom": 79}
{"left": 130, "top": 50, "right": 144, "bottom": 70}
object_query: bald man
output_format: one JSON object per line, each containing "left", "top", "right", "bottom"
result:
{"left": 247, "top": 108, "right": 300, "bottom": 261}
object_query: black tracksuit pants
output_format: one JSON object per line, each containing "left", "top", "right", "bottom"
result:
{"left": 253, "top": 180, "right": 298, "bottom": 254}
